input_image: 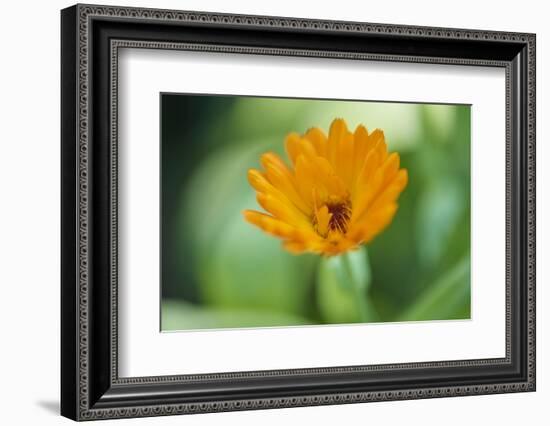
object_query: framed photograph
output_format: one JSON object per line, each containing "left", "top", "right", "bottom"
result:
{"left": 61, "top": 4, "right": 536, "bottom": 421}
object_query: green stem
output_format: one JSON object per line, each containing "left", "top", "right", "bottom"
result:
{"left": 355, "top": 288, "right": 371, "bottom": 322}
{"left": 342, "top": 251, "right": 379, "bottom": 323}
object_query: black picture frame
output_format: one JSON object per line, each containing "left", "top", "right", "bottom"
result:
{"left": 61, "top": 3, "right": 536, "bottom": 421}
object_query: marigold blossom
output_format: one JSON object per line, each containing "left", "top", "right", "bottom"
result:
{"left": 243, "top": 118, "right": 408, "bottom": 256}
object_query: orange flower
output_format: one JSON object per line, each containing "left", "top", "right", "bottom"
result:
{"left": 243, "top": 118, "right": 408, "bottom": 256}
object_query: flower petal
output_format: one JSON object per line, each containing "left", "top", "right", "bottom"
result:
{"left": 260, "top": 152, "right": 311, "bottom": 214}
{"left": 314, "top": 205, "right": 332, "bottom": 237}
{"left": 285, "top": 132, "right": 317, "bottom": 165}
{"left": 247, "top": 169, "right": 272, "bottom": 193}
{"left": 304, "top": 127, "right": 328, "bottom": 157}
{"left": 352, "top": 152, "right": 403, "bottom": 221}
{"left": 294, "top": 155, "right": 318, "bottom": 207}
{"left": 352, "top": 149, "right": 380, "bottom": 201}
{"left": 327, "top": 118, "right": 348, "bottom": 166}
{"left": 337, "top": 131, "right": 355, "bottom": 189}
{"left": 369, "top": 169, "right": 408, "bottom": 212}
{"left": 348, "top": 202, "right": 399, "bottom": 244}
{"left": 256, "top": 193, "right": 312, "bottom": 229}
{"left": 247, "top": 169, "right": 310, "bottom": 216}
{"left": 309, "top": 156, "right": 348, "bottom": 200}
{"left": 243, "top": 210, "right": 298, "bottom": 239}
{"left": 245, "top": 119, "right": 407, "bottom": 256}
{"left": 283, "top": 240, "right": 308, "bottom": 254}
{"left": 352, "top": 125, "right": 370, "bottom": 180}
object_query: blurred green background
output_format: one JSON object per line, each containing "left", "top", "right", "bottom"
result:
{"left": 161, "top": 94, "right": 471, "bottom": 331}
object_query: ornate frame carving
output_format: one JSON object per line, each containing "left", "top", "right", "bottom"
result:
{"left": 61, "top": 4, "right": 535, "bottom": 421}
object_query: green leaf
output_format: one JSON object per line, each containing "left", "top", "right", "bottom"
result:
{"left": 398, "top": 255, "right": 471, "bottom": 321}
{"left": 161, "top": 300, "right": 312, "bottom": 331}
{"left": 415, "top": 177, "right": 466, "bottom": 270}
{"left": 198, "top": 205, "right": 316, "bottom": 317}
{"left": 182, "top": 140, "right": 317, "bottom": 319}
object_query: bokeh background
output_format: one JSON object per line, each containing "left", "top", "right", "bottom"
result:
{"left": 161, "top": 94, "right": 471, "bottom": 331}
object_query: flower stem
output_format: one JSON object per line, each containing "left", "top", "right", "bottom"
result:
{"left": 341, "top": 250, "right": 379, "bottom": 323}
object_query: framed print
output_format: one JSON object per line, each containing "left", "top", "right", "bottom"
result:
{"left": 60, "top": 4, "right": 536, "bottom": 421}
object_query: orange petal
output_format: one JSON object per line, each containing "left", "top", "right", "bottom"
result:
{"left": 352, "top": 149, "right": 380, "bottom": 201}
{"left": 368, "top": 129, "right": 385, "bottom": 150}
{"left": 309, "top": 156, "right": 348, "bottom": 200}
{"left": 304, "top": 127, "right": 328, "bottom": 157}
{"left": 373, "top": 134, "right": 388, "bottom": 164}
{"left": 285, "top": 133, "right": 317, "bottom": 165}
{"left": 368, "top": 169, "right": 408, "bottom": 212}
{"left": 256, "top": 193, "right": 311, "bottom": 228}
{"left": 354, "top": 152, "right": 400, "bottom": 211}
{"left": 336, "top": 131, "right": 355, "bottom": 189}
{"left": 283, "top": 240, "right": 308, "bottom": 254}
{"left": 243, "top": 210, "right": 298, "bottom": 239}
{"left": 380, "top": 152, "right": 400, "bottom": 187}
{"left": 248, "top": 169, "right": 310, "bottom": 216}
{"left": 260, "top": 152, "right": 311, "bottom": 214}
{"left": 314, "top": 205, "right": 332, "bottom": 237}
{"left": 260, "top": 152, "right": 293, "bottom": 178}
{"left": 317, "top": 236, "right": 357, "bottom": 256}
{"left": 352, "top": 125, "right": 370, "bottom": 180}
{"left": 327, "top": 118, "right": 348, "bottom": 166}
{"left": 348, "top": 203, "right": 399, "bottom": 244}
{"left": 351, "top": 167, "right": 406, "bottom": 233}
{"left": 247, "top": 169, "right": 272, "bottom": 193}
{"left": 244, "top": 210, "right": 319, "bottom": 252}
{"left": 294, "top": 155, "right": 317, "bottom": 207}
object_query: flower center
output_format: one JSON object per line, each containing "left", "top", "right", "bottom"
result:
{"left": 327, "top": 200, "right": 352, "bottom": 234}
